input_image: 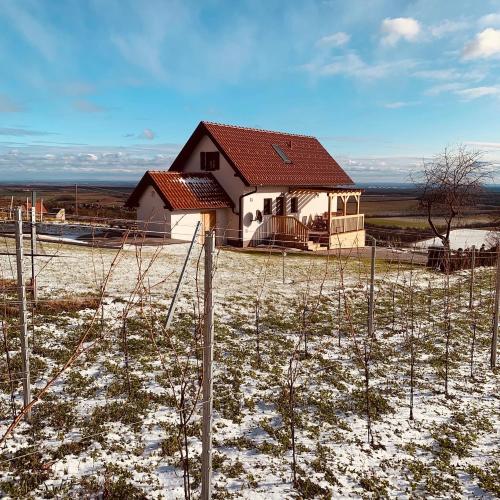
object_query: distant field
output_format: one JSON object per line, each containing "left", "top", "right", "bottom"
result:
{"left": 365, "top": 217, "right": 429, "bottom": 229}
{"left": 365, "top": 215, "right": 497, "bottom": 230}
{"left": 0, "top": 184, "right": 134, "bottom": 218}
{"left": 0, "top": 184, "right": 497, "bottom": 229}
{"left": 360, "top": 196, "right": 419, "bottom": 216}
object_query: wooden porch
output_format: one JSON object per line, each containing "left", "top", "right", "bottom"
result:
{"left": 253, "top": 213, "right": 365, "bottom": 251}
{"left": 251, "top": 187, "right": 364, "bottom": 251}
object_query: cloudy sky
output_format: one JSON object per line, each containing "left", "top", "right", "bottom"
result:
{"left": 1, "top": 0, "right": 499, "bottom": 183}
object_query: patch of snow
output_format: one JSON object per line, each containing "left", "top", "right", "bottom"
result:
{"left": 415, "top": 229, "right": 493, "bottom": 250}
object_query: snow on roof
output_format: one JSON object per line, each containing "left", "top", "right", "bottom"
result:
{"left": 125, "top": 171, "right": 233, "bottom": 210}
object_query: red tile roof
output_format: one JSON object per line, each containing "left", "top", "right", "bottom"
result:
{"left": 125, "top": 172, "right": 233, "bottom": 210}
{"left": 25, "top": 200, "right": 48, "bottom": 214}
{"left": 170, "top": 121, "right": 354, "bottom": 187}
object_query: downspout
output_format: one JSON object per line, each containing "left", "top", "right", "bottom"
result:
{"left": 237, "top": 187, "right": 258, "bottom": 246}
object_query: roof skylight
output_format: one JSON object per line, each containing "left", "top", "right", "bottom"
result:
{"left": 272, "top": 144, "right": 292, "bottom": 164}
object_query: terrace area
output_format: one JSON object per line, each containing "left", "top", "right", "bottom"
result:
{"left": 253, "top": 188, "right": 365, "bottom": 251}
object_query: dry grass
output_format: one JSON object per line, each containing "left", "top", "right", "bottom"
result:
{"left": 36, "top": 296, "right": 100, "bottom": 315}
{"left": 1, "top": 295, "right": 99, "bottom": 317}
{"left": 0, "top": 279, "right": 17, "bottom": 293}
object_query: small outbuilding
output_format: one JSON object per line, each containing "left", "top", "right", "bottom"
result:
{"left": 125, "top": 171, "right": 233, "bottom": 241}
{"left": 24, "top": 199, "right": 48, "bottom": 221}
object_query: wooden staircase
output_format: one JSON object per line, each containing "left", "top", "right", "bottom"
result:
{"left": 266, "top": 216, "right": 309, "bottom": 249}
{"left": 307, "top": 240, "right": 324, "bottom": 251}
{"left": 256, "top": 216, "right": 325, "bottom": 251}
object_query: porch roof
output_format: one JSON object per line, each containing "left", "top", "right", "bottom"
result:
{"left": 288, "top": 186, "right": 363, "bottom": 196}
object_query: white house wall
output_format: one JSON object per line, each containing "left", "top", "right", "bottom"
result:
{"left": 137, "top": 185, "right": 171, "bottom": 234}
{"left": 170, "top": 211, "right": 202, "bottom": 240}
{"left": 181, "top": 134, "right": 242, "bottom": 238}
{"left": 241, "top": 187, "right": 286, "bottom": 245}
{"left": 136, "top": 184, "right": 232, "bottom": 242}
{"left": 170, "top": 209, "right": 229, "bottom": 242}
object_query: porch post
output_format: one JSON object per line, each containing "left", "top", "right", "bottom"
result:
{"left": 356, "top": 194, "right": 360, "bottom": 230}
{"left": 327, "top": 193, "right": 332, "bottom": 250}
{"left": 343, "top": 196, "right": 347, "bottom": 216}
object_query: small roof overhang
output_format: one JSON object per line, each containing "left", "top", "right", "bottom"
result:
{"left": 288, "top": 186, "right": 363, "bottom": 196}
{"left": 125, "top": 171, "right": 233, "bottom": 210}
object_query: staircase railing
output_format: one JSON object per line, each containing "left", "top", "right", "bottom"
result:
{"left": 253, "top": 216, "right": 310, "bottom": 247}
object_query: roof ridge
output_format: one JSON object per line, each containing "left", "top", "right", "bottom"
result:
{"left": 202, "top": 121, "right": 316, "bottom": 139}
{"left": 148, "top": 170, "right": 212, "bottom": 176}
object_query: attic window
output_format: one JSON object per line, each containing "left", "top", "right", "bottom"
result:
{"left": 200, "top": 151, "right": 220, "bottom": 171}
{"left": 272, "top": 144, "right": 292, "bottom": 164}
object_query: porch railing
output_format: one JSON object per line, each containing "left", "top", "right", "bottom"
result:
{"left": 251, "top": 214, "right": 364, "bottom": 248}
{"left": 330, "top": 214, "right": 364, "bottom": 234}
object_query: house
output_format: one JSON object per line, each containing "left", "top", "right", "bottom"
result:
{"left": 125, "top": 122, "right": 365, "bottom": 250}
{"left": 24, "top": 199, "right": 48, "bottom": 221}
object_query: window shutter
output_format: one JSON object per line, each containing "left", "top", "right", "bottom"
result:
{"left": 200, "top": 152, "right": 206, "bottom": 170}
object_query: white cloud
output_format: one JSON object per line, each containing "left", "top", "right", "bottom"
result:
{"left": 414, "top": 69, "right": 461, "bottom": 80}
{"left": 466, "top": 141, "right": 500, "bottom": 149}
{"left": 415, "top": 68, "right": 486, "bottom": 85}
{"left": 0, "top": 94, "right": 24, "bottom": 112}
{"left": 304, "top": 52, "right": 416, "bottom": 80}
{"left": 463, "top": 28, "right": 500, "bottom": 59}
{"left": 73, "top": 99, "right": 107, "bottom": 113}
{"left": 0, "top": 127, "right": 55, "bottom": 136}
{"left": 109, "top": 0, "right": 189, "bottom": 82}
{"left": 424, "top": 82, "right": 465, "bottom": 96}
{"left": 381, "top": 17, "right": 421, "bottom": 46}
{"left": 478, "top": 13, "right": 500, "bottom": 28}
{"left": 139, "top": 128, "right": 156, "bottom": 140}
{"left": 0, "top": 142, "right": 181, "bottom": 181}
{"left": 430, "top": 19, "right": 468, "bottom": 38}
{"left": 64, "top": 82, "right": 96, "bottom": 96}
{"left": 335, "top": 154, "right": 427, "bottom": 183}
{"left": 454, "top": 86, "right": 500, "bottom": 100}
{"left": 2, "top": 2, "right": 58, "bottom": 61}
{"left": 383, "top": 101, "right": 418, "bottom": 109}
{"left": 316, "top": 32, "right": 350, "bottom": 47}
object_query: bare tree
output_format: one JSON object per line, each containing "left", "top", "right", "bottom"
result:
{"left": 415, "top": 146, "right": 491, "bottom": 269}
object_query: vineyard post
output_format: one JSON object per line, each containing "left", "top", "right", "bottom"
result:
{"left": 30, "top": 191, "right": 37, "bottom": 304}
{"left": 469, "top": 245, "right": 475, "bottom": 309}
{"left": 368, "top": 237, "right": 376, "bottom": 339}
{"left": 282, "top": 250, "right": 286, "bottom": 284}
{"left": 15, "top": 207, "right": 32, "bottom": 421}
{"left": 201, "top": 229, "right": 214, "bottom": 500}
{"left": 491, "top": 245, "right": 499, "bottom": 369}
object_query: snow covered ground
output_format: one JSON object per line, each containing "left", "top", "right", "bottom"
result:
{"left": 416, "top": 229, "right": 494, "bottom": 250}
{"left": 0, "top": 239, "right": 498, "bottom": 498}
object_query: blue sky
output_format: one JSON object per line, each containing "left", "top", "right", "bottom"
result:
{"left": 0, "top": 0, "right": 499, "bottom": 183}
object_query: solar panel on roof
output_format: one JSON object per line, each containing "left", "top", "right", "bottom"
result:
{"left": 272, "top": 144, "right": 292, "bottom": 164}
